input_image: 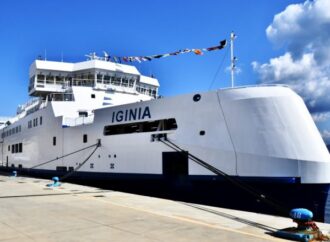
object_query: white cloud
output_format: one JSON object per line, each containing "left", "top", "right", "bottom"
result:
{"left": 225, "top": 65, "right": 242, "bottom": 74}
{"left": 321, "top": 129, "right": 330, "bottom": 143}
{"left": 312, "top": 112, "right": 330, "bottom": 122}
{"left": 253, "top": 0, "right": 330, "bottom": 114}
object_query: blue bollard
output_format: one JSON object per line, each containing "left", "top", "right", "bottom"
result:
{"left": 10, "top": 170, "right": 17, "bottom": 177}
{"left": 46, "top": 176, "right": 61, "bottom": 187}
{"left": 290, "top": 208, "right": 313, "bottom": 221}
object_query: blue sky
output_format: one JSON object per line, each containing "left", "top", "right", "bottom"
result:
{"left": 1, "top": 0, "right": 330, "bottom": 142}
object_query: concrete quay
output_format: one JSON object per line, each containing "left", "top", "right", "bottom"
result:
{"left": 1, "top": 174, "right": 330, "bottom": 242}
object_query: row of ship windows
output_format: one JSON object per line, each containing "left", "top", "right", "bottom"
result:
{"left": 6, "top": 135, "right": 86, "bottom": 155}
{"left": 103, "top": 118, "right": 177, "bottom": 136}
{"left": 2, "top": 125, "right": 22, "bottom": 138}
{"left": 28, "top": 116, "right": 42, "bottom": 129}
{"left": 1, "top": 116, "right": 43, "bottom": 139}
{"left": 8, "top": 143, "right": 23, "bottom": 153}
{"left": 52, "top": 134, "right": 87, "bottom": 146}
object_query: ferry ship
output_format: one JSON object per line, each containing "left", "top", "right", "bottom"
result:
{"left": 1, "top": 54, "right": 330, "bottom": 222}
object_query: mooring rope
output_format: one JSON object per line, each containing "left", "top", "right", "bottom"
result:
{"left": 60, "top": 141, "right": 101, "bottom": 181}
{"left": 29, "top": 141, "right": 100, "bottom": 169}
{"left": 160, "top": 138, "right": 289, "bottom": 215}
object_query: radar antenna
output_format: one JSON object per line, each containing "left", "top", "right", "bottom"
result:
{"left": 103, "top": 51, "right": 111, "bottom": 62}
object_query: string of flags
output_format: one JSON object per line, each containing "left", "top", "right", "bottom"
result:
{"left": 86, "top": 39, "right": 227, "bottom": 63}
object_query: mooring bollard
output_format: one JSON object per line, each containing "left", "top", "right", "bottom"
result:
{"left": 274, "top": 208, "right": 329, "bottom": 241}
{"left": 46, "top": 176, "right": 61, "bottom": 187}
{"left": 10, "top": 170, "right": 17, "bottom": 177}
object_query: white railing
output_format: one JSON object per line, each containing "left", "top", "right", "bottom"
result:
{"left": 17, "top": 97, "right": 43, "bottom": 115}
{"left": 62, "top": 115, "right": 94, "bottom": 127}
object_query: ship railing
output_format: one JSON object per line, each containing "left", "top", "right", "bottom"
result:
{"left": 69, "top": 79, "right": 94, "bottom": 87}
{"left": 17, "top": 97, "right": 43, "bottom": 115}
{"left": 219, "top": 84, "right": 290, "bottom": 91}
{"left": 49, "top": 93, "right": 75, "bottom": 102}
{"left": 62, "top": 114, "right": 94, "bottom": 127}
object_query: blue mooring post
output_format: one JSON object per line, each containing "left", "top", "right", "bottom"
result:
{"left": 10, "top": 170, "right": 17, "bottom": 177}
{"left": 46, "top": 176, "right": 61, "bottom": 187}
{"left": 274, "top": 208, "right": 329, "bottom": 241}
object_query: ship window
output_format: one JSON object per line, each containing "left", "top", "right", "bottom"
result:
{"left": 56, "top": 76, "right": 64, "bottom": 85}
{"left": 91, "top": 94, "right": 96, "bottom": 99}
{"left": 129, "top": 79, "right": 134, "bottom": 87}
{"left": 8, "top": 145, "right": 10, "bottom": 151}
{"left": 113, "top": 76, "right": 121, "bottom": 86}
{"left": 12, "top": 144, "right": 15, "bottom": 153}
{"left": 193, "top": 94, "right": 201, "bottom": 102}
{"left": 33, "top": 118, "right": 37, "bottom": 127}
{"left": 19, "top": 143, "right": 22, "bottom": 153}
{"left": 104, "top": 118, "right": 178, "bottom": 136}
{"left": 46, "top": 75, "right": 54, "bottom": 84}
{"left": 15, "top": 144, "right": 19, "bottom": 153}
{"left": 97, "top": 74, "right": 103, "bottom": 83}
{"left": 40, "top": 116, "right": 42, "bottom": 125}
{"left": 103, "top": 75, "right": 111, "bottom": 84}
{"left": 37, "top": 74, "right": 45, "bottom": 83}
{"left": 79, "top": 111, "right": 88, "bottom": 117}
{"left": 122, "top": 77, "right": 128, "bottom": 87}
{"left": 83, "top": 134, "right": 88, "bottom": 143}
{"left": 53, "top": 136, "right": 56, "bottom": 146}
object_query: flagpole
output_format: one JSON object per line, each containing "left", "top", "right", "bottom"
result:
{"left": 230, "top": 32, "right": 236, "bottom": 88}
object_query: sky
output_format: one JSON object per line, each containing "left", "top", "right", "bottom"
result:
{"left": 1, "top": 0, "right": 330, "bottom": 143}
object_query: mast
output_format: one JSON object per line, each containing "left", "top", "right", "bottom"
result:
{"left": 230, "top": 32, "right": 236, "bottom": 88}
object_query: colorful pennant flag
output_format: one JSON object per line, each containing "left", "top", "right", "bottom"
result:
{"left": 107, "top": 39, "right": 227, "bottom": 63}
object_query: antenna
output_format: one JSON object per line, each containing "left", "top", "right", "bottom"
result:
{"left": 61, "top": 51, "right": 64, "bottom": 62}
{"left": 103, "top": 51, "right": 110, "bottom": 62}
{"left": 230, "top": 32, "right": 237, "bottom": 88}
{"left": 44, "top": 49, "right": 47, "bottom": 61}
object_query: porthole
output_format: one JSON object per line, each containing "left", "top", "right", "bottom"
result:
{"left": 199, "top": 130, "right": 205, "bottom": 136}
{"left": 114, "top": 154, "right": 117, "bottom": 158}
{"left": 193, "top": 94, "right": 201, "bottom": 102}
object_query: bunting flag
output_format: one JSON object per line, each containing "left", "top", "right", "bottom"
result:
{"left": 111, "top": 39, "right": 227, "bottom": 63}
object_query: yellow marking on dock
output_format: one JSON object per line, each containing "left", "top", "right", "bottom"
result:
{"left": 75, "top": 192, "right": 285, "bottom": 241}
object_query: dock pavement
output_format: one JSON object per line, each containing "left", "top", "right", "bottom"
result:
{"left": 1, "top": 174, "right": 330, "bottom": 242}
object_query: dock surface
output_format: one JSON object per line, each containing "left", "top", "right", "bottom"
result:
{"left": 1, "top": 175, "right": 330, "bottom": 242}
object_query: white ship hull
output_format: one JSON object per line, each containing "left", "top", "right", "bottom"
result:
{"left": 2, "top": 86, "right": 329, "bottom": 181}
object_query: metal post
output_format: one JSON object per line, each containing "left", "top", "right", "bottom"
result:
{"left": 230, "top": 32, "right": 236, "bottom": 88}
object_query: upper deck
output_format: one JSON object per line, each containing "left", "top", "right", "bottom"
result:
{"left": 28, "top": 59, "right": 159, "bottom": 98}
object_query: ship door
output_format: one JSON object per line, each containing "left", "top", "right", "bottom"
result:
{"left": 162, "top": 152, "right": 188, "bottom": 177}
